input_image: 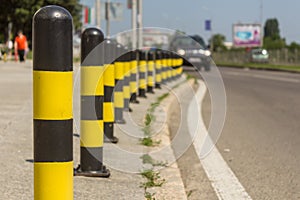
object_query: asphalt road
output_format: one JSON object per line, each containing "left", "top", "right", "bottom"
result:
{"left": 185, "top": 66, "right": 300, "bottom": 199}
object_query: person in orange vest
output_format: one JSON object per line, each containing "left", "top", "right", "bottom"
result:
{"left": 14, "top": 30, "right": 28, "bottom": 62}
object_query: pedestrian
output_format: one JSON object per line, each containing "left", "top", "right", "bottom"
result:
{"left": 14, "top": 30, "right": 28, "bottom": 62}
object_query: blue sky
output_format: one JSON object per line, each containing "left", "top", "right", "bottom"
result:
{"left": 81, "top": 0, "right": 300, "bottom": 44}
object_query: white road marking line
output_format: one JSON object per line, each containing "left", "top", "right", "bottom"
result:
{"left": 187, "top": 80, "right": 252, "bottom": 200}
{"left": 223, "top": 71, "right": 300, "bottom": 83}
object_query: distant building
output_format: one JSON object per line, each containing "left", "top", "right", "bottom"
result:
{"left": 224, "top": 41, "right": 233, "bottom": 49}
{"left": 115, "top": 28, "right": 174, "bottom": 49}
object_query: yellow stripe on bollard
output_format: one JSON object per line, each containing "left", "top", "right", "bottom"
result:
{"left": 80, "top": 120, "right": 104, "bottom": 147}
{"left": 103, "top": 102, "right": 114, "bottom": 122}
{"left": 33, "top": 71, "right": 72, "bottom": 120}
{"left": 114, "top": 92, "right": 124, "bottom": 108}
{"left": 147, "top": 76, "right": 154, "bottom": 87}
{"left": 81, "top": 67, "right": 104, "bottom": 96}
{"left": 130, "top": 60, "right": 138, "bottom": 93}
{"left": 114, "top": 62, "right": 124, "bottom": 80}
{"left": 34, "top": 162, "right": 73, "bottom": 200}
{"left": 104, "top": 64, "right": 115, "bottom": 87}
{"left": 139, "top": 79, "right": 147, "bottom": 89}
{"left": 139, "top": 61, "right": 147, "bottom": 72}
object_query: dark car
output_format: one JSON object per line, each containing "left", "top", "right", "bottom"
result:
{"left": 168, "top": 35, "right": 211, "bottom": 71}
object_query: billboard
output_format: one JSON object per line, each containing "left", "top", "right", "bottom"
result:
{"left": 233, "top": 24, "right": 262, "bottom": 47}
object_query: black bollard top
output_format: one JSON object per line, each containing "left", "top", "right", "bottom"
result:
{"left": 155, "top": 50, "right": 162, "bottom": 60}
{"left": 103, "top": 38, "right": 117, "bottom": 65}
{"left": 131, "top": 50, "right": 137, "bottom": 61}
{"left": 139, "top": 50, "right": 146, "bottom": 61}
{"left": 116, "top": 43, "right": 126, "bottom": 62}
{"left": 33, "top": 5, "right": 73, "bottom": 71}
{"left": 148, "top": 50, "right": 155, "bottom": 61}
{"left": 123, "top": 46, "right": 131, "bottom": 62}
{"left": 81, "top": 27, "right": 104, "bottom": 66}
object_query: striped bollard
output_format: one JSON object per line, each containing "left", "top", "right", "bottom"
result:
{"left": 129, "top": 50, "right": 139, "bottom": 103}
{"left": 161, "top": 51, "right": 168, "bottom": 84}
{"left": 147, "top": 50, "right": 155, "bottom": 93}
{"left": 75, "top": 28, "right": 110, "bottom": 177}
{"left": 114, "top": 44, "right": 126, "bottom": 124}
{"left": 103, "top": 39, "right": 119, "bottom": 143}
{"left": 155, "top": 50, "right": 162, "bottom": 89}
{"left": 138, "top": 50, "right": 147, "bottom": 98}
{"left": 33, "top": 6, "right": 73, "bottom": 199}
{"left": 123, "top": 48, "right": 132, "bottom": 112}
{"left": 167, "top": 51, "right": 172, "bottom": 81}
{"left": 171, "top": 52, "right": 177, "bottom": 80}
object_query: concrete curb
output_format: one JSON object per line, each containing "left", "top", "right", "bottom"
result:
{"left": 148, "top": 76, "right": 197, "bottom": 199}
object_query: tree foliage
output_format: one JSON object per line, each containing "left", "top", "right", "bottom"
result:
{"left": 264, "top": 18, "right": 281, "bottom": 40}
{"left": 0, "top": 0, "right": 82, "bottom": 45}
{"left": 263, "top": 18, "right": 286, "bottom": 49}
{"left": 209, "top": 34, "right": 226, "bottom": 52}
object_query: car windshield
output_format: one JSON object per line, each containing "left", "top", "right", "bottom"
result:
{"left": 171, "top": 37, "right": 203, "bottom": 49}
{"left": 252, "top": 49, "right": 268, "bottom": 55}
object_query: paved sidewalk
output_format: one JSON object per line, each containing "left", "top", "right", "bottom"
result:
{"left": 0, "top": 61, "right": 190, "bottom": 199}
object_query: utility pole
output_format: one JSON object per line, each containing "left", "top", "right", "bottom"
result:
{"left": 106, "top": 0, "right": 110, "bottom": 37}
{"left": 260, "top": 0, "right": 263, "bottom": 26}
{"left": 95, "top": 0, "right": 101, "bottom": 29}
{"left": 137, "top": 0, "right": 143, "bottom": 49}
{"left": 131, "top": 0, "right": 137, "bottom": 49}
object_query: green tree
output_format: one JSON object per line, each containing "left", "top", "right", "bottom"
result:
{"left": 209, "top": 34, "right": 226, "bottom": 52}
{"left": 0, "top": 0, "right": 82, "bottom": 45}
{"left": 288, "top": 41, "right": 300, "bottom": 51}
{"left": 264, "top": 18, "right": 280, "bottom": 40}
{"left": 263, "top": 18, "right": 286, "bottom": 49}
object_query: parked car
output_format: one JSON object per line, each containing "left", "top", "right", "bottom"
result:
{"left": 168, "top": 35, "right": 211, "bottom": 71}
{"left": 249, "top": 48, "right": 269, "bottom": 63}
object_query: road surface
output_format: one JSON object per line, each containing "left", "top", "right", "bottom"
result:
{"left": 184, "top": 66, "right": 300, "bottom": 199}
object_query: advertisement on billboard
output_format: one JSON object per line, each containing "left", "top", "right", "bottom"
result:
{"left": 233, "top": 24, "right": 262, "bottom": 47}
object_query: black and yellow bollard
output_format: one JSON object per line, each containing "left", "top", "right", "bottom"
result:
{"left": 167, "top": 51, "right": 173, "bottom": 82}
{"left": 103, "top": 39, "right": 118, "bottom": 143}
{"left": 129, "top": 50, "right": 139, "bottom": 103}
{"left": 138, "top": 50, "right": 147, "bottom": 98}
{"left": 174, "top": 53, "right": 183, "bottom": 79}
{"left": 177, "top": 55, "right": 184, "bottom": 77}
{"left": 123, "top": 48, "right": 132, "bottom": 112}
{"left": 114, "top": 43, "right": 126, "bottom": 124}
{"left": 161, "top": 50, "right": 168, "bottom": 84}
{"left": 155, "top": 50, "right": 162, "bottom": 89}
{"left": 75, "top": 28, "right": 110, "bottom": 177}
{"left": 171, "top": 52, "right": 177, "bottom": 80}
{"left": 33, "top": 6, "right": 73, "bottom": 199}
{"left": 147, "top": 50, "right": 155, "bottom": 93}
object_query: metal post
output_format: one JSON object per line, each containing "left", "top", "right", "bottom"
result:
{"left": 138, "top": 50, "right": 147, "bottom": 98}
{"left": 75, "top": 27, "right": 110, "bottom": 177}
{"left": 33, "top": 5, "right": 73, "bottom": 199}
{"left": 161, "top": 50, "right": 167, "bottom": 84}
{"left": 123, "top": 47, "right": 132, "bottom": 111}
{"left": 131, "top": 0, "right": 137, "bottom": 50}
{"left": 103, "top": 39, "right": 119, "bottom": 143}
{"left": 155, "top": 50, "right": 162, "bottom": 89}
{"left": 167, "top": 51, "right": 172, "bottom": 82}
{"left": 114, "top": 44, "right": 126, "bottom": 124}
{"left": 129, "top": 50, "right": 140, "bottom": 103}
{"left": 137, "top": 0, "right": 143, "bottom": 49}
{"left": 106, "top": 1, "right": 110, "bottom": 37}
{"left": 96, "top": 0, "right": 101, "bottom": 29}
{"left": 147, "top": 50, "right": 155, "bottom": 93}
